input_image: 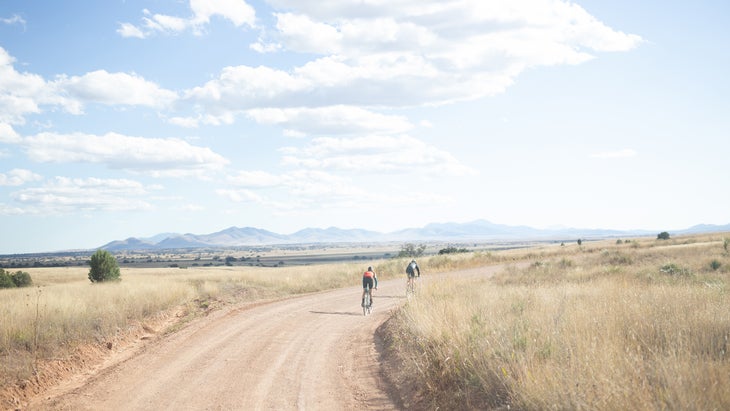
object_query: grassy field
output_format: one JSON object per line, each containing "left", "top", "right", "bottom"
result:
{"left": 3, "top": 233, "right": 728, "bottom": 409}
{"left": 0, "top": 251, "right": 499, "bottom": 390}
{"left": 382, "top": 234, "right": 730, "bottom": 410}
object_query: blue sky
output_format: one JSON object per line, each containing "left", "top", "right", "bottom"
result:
{"left": 1, "top": 1, "right": 728, "bottom": 253}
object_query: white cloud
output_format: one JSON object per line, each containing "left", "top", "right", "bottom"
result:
{"left": 227, "top": 170, "right": 285, "bottom": 188}
{"left": 22, "top": 132, "right": 229, "bottom": 178}
{"left": 117, "top": 22, "right": 146, "bottom": 39}
{"left": 56, "top": 70, "right": 178, "bottom": 109}
{"left": 0, "top": 122, "right": 21, "bottom": 143}
{"left": 273, "top": 13, "right": 343, "bottom": 54}
{"left": 218, "top": 169, "right": 372, "bottom": 211}
{"left": 1, "top": 48, "right": 176, "bottom": 125}
{"left": 591, "top": 149, "right": 638, "bottom": 159}
{"left": 280, "top": 134, "right": 477, "bottom": 176}
{"left": 1, "top": 14, "right": 26, "bottom": 27}
{"left": 245, "top": 105, "right": 414, "bottom": 136}
{"left": 190, "top": 0, "right": 256, "bottom": 27}
{"left": 119, "top": 0, "right": 256, "bottom": 38}
{"left": 9, "top": 177, "right": 155, "bottom": 214}
{"left": 0, "top": 47, "right": 79, "bottom": 124}
{"left": 196, "top": 0, "right": 642, "bottom": 118}
{"left": 0, "top": 168, "right": 42, "bottom": 186}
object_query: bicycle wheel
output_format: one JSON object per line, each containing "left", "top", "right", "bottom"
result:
{"left": 363, "top": 291, "right": 370, "bottom": 315}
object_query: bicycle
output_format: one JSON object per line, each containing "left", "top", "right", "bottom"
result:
{"left": 406, "top": 276, "right": 417, "bottom": 298}
{"left": 362, "top": 287, "right": 373, "bottom": 315}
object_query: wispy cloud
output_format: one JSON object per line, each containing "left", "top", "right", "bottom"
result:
{"left": 21, "top": 132, "right": 229, "bottom": 178}
{"left": 0, "top": 169, "right": 42, "bottom": 186}
{"left": 1, "top": 14, "right": 26, "bottom": 28}
{"left": 245, "top": 105, "right": 414, "bottom": 136}
{"left": 7, "top": 177, "right": 156, "bottom": 214}
{"left": 280, "top": 134, "right": 477, "bottom": 176}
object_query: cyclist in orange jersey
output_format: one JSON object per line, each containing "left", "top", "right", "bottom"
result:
{"left": 362, "top": 266, "right": 378, "bottom": 307}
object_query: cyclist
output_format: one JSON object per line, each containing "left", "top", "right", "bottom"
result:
{"left": 406, "top": 259, "right": 420, "bottom": 290}
{"left": 362, "top": 266, "right": 378, "bottom": 307}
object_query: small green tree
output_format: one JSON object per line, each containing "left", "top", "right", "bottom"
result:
{"left": 657, "top": 231, "right": 670, "bottom": 240}
{"left": 11, "top": 270, "right": 32, "bottom": 287}
{"left": 0, "top": 269, "right": 16, "bottom": 288}
{"left": 88, "top": 249, "right": 121, "bottom": 283}
{"left": 577, "top": 239, "right": 582, "bottom": 246}
{"left": 398, "top": 243, "right": 427, "bottom": 258}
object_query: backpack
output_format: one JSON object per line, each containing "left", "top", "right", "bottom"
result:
{"left": 406, "top": 262, "right": 415, "bottom": 275}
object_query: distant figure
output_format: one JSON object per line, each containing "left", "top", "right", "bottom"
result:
{"left": 406, "top": 259, "right": 420, "bottom": 290}
{"left": 362, "top": 266, "right": 378, "bottom": 307}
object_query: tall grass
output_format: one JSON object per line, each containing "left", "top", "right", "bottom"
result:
{"left": 1, "top": 252, "right": 493, "bottom": 388}
{"left": 384, "top": 234, "right": 730, "bottom": 410}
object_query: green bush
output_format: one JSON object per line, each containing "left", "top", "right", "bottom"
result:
{"left": 657, "top": 231, "right": 671, "bottom": 240}
{"left": 438, "top": 246, "right": 468, "bottom": 255}
{"left": 398, "top": 243, "right": 426, "bottom": 258}
{"left": 11, "top": 270, "right": 32, "bottom": 287}
{"left": 0, "top": 269, "right": 15, "bottom": 288}
{"left": 88, "top": 249, "right": 121, "bottom": 283}
{"left": 710, "top": 260, "right": 722, "bottom": 271}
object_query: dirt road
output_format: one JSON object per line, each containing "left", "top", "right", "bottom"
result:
{"left": 31, "top": 266, "right": 505, "bottom": 410}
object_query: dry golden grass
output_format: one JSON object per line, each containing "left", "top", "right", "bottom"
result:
{"left": 0, "top": 253, "right": 493, "bottom": 387}
{"left": 385, "top": 234, "right": 730, "bottom": 410}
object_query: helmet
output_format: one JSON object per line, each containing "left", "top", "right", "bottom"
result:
{"left": 368, "top": 266, "right": 373, "bottom": 271}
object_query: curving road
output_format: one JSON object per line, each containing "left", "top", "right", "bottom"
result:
{"left": 33, "top": 265, "right": 505, "bottom": 410}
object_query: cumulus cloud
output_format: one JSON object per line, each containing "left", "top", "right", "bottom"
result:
{"left": 0, "top": 47, "right": 79, "bottom": 124}
{"left": 22, "top": 132, "right": 229, "bottom": 178}
{"left": 119, "top": 0, "right": 256, "bottom": 38}
{"left": 55, "top": 70, "right": 178, "bottom": 109}
{"left": 187, "top": 0, "right": 641, "bottom": 121}
{"left": 1, "top": 48, "right": 178, "bottom": 124}
{"left": 9, "top": 176, "right": 155, "bottom": 214}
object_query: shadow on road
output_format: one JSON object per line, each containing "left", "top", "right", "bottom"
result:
{"left": 309, "top": 310, "right": 363, "bottom": 316}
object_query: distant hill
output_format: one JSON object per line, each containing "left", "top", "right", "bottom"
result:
{"left": 99, "top": 219, "right": 729, "bottom": 252}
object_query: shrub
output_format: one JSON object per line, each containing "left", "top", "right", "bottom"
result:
{"left": 0, "top": 269, "right": 15, "bottom": 288}
{"left": 660, "top": 263, "right": 690, "bottom": 276}
{"left": 10, "top": 270, "right": 32, "bottom": 287}
{"left": 710, "top": 260, "right": 722, "bottom": 271}
{"left": 438, "top": 246, "right": 468, "bottom": 255}
{"left": 657, "top": 231, "right": 671, "bottom": 240}
{"left": 398, "top": 243, "right": 426, "bottom": 258}
{"left": 88, "top": 249, "right": 121, "bottom": 283}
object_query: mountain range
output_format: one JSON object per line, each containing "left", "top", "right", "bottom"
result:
{"left": 100, "top": 220, "right": 730, "bottom": 252}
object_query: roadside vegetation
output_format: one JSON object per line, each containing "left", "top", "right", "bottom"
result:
{"left": 3, "top": 233, "right": 728, "bottom": 409}
{"left": 382, "top": 233, "right": 730, "bottom": 410}
{"left": 0, "top": 251, "right": 496, "bottom": 391}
